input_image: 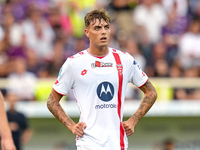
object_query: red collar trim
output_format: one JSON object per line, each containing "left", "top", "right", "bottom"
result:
{"left": 87, "top": 49, "right": 109, "bottom": 59}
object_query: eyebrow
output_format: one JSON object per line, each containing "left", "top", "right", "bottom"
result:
{"left": 93, "top": 23, "right": 110, "bottom": 28}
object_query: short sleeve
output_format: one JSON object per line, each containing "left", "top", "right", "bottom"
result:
{"left": 128, "top": 56, "right": 148, "bottom": 87}
{"left": 53, "top": 59, "right": 75, "bottom": 95}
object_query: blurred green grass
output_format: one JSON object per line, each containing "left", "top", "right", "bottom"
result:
{"left": 24, "top": 117, "right": 200, "bottom": 150}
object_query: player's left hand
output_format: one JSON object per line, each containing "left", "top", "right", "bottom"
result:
{"left": 72, "top": 122, "right": 87, "bottom": 137}
{"left": 1, "top": 138, "right": 16, "bottom": 150}
{"left": 122, "top": 119, "right": 135, "bottom": 136}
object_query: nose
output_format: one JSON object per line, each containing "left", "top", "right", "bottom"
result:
{"left": 101, "top": 28, "right": 106, "bottom": 35}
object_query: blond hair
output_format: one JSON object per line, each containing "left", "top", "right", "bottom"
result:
{"left": 84, "top": 9, "right": 110, "bottom": 28}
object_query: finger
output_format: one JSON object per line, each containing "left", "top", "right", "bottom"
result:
{"left": 125, "top": 129, "right": 132, "bottom": 136}
{"left": 82, "top": 123, "right": 87, "bottom": 129}
{"left": 122, "top": 121, "right": 128, "bottom": 127}
{"left": 75, "top": 122, "right": 87, "bottom": 137}
{"left": 74, "top": 128, "right": 84, "bottom": 137}
{"left": 126, "top": 129, "right": 134, "bottom": 136}
{"left": 79, "top": 122, "right": 87, "bottom": 130}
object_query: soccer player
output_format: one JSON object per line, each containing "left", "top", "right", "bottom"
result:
{"left": 0, "top": 91, "right": 16, "bottom": 150}
{"left": 47, "top": 9, "right": 157, "bottom": 150}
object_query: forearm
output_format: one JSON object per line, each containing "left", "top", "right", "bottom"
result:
{"left": 47, "top": 91, "right": 76, "bottom": 132}
{"left": 131, "top": 80, "right": 157, "bottom": 126}
{"left": 132, "top": 92, "right": 157, "bottom": 125}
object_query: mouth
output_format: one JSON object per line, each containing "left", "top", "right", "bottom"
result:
{"left": 100, "top": 37, "right": 107, "bottom": 42}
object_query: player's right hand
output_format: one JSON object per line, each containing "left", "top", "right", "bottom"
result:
{"left": 72, "top": 122, "right": 87, "bottom": 137}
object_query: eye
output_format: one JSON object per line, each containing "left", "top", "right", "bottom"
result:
{"left": 94, "top": 26, "right": 101, "bottom": 30}
{"left": 105, "top": 25, "right": 110, "bottom": 30}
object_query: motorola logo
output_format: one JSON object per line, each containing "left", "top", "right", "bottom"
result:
{"left": 97, "top": 82, "right": 114, "bottom": 102}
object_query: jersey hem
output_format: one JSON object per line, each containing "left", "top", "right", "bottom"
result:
{"left": 138, "top": 78, "right": 148, "bottom": 88}
{"left": 52, "top": 88, "right": 66, "bottom": 96}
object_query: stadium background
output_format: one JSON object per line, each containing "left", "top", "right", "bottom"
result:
{"left": 0, "top": 0, "right": 200, "bottom": 149}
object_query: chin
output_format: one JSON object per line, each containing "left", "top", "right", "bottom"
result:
{"left": 99, "top": 45, "right": 107, "bottom": 49}
{"left": 100, "top": 43, "right": 108, "bottom": 47}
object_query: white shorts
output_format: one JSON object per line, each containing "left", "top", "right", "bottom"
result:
{"left": 77, "top": 146, "right": 93, "bottom": 150}
{"left": 77, "top": 146, "right": 127, "bottom": 150}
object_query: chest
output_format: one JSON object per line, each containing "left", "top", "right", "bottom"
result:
{"left": 73, "top": 58, "right": 119, "bottom": 85}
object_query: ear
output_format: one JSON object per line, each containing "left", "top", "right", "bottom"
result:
{"left": 84, "top": 29, "right": 89, "bottom": 38}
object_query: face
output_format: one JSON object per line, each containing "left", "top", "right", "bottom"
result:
{"left": 85, "top": 19, "right": 110, "bottom": 49}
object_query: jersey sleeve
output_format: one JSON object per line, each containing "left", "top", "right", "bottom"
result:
{"left": 127, "top": 54, "right": 148, "bottom": 87}
{"left": 52, "top": 58, "right": 75, "bottom": 95}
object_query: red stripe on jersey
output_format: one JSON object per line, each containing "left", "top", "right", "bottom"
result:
{"left": 112, "top": 50, "right": 125, "bottom": 149}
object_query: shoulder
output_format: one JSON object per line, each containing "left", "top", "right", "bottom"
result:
{"left": 67, "top": 49, "right": 87, "bottom": 62}
{"left": 61, "top": 49, "right": 87, "bottom": 71}
{"left": 111, "top": 48, "right": 127, "bottom": 55}
{"left": 111, "top": 48, "right": 133, "bottom": 60}
{"left": 111, "top": 48, "right": 136, "bottom": 69}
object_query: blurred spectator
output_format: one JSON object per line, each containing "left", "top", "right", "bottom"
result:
{"left": 68, "top": 0, "right": 97, "bottom": 38}
{"left": 174, "top": 88, "right": 188, "bottom": 100}
{"left": 6, "top": 57, "right": 37, "bottom": 101}
{"left": 162, "top": 0, "right": 188, "bottom": 17}
{"left": 6, "top": 21, "right": 27, "bottom": 60}
{"left": 145, "top": 42, "right": 167, "bottom": 76}
{"left": 0, "top": 11, "right": 26, "bottom": 77}
{"left": 174, "top": 87, "right": 200, "bottom": 100}
{"left": 107, "top": 0, "right": 137, "bottom": 37}
{"left": 0, "top": 0, "right": 29, "bottom": 23}
{"left": 125, "top": 36, "right": 146, "bottom": 70}
{"left": 154, "top": 137, "right": 176, "bottom": 150}
{"left": 48, "top": 5, "right": 72, "bottom": 40}
{"left": 133, "top": 0, "right": 167, "bottom": 45}
{"left": 174, "top": 66, "right": 200, "bottom": 100}
{"left": 189, "top": 89, "right": 200, "bottom": 100}
{"left": 27, "top": 0, "right": 51, "bottom": 17}
{"left": 162, "top": 0, "right": 188, "bottom": 66}
{"left": 152, "top": 42, "right": 167, "bottom": 63}
{"left": 188, "top": 0, "right": 200, "bottom": 20}
{"left": 22, "top": 7, "right": 55, "bottom": 62}
{"left": 124, "top": 37, "right": 146, "bottom": 100}
{"left": 45, "top": 38, "right": 66, "bottom": 77}
{"left": 25, "top": 48, "right": 42, "bottom": 76}
{"left": 96, "top": 0, "right": 111, "bottom": 9}
{"left": 154, "top": 138, "right": 176, "bottom": 150}
{"left": 168, "top": 59, "right": 182, "bottom": 77}
{"left": 177, "top": 19, "right": 200, "bottom": 69}
{"left": 169, "top": 65, "right": 182, "bottom": 78}
{"left": 6, "top": 93, "right": 32, "bottom": 150}
{"left": 153, "top": 59, "right": 174, "bottom": 101}
{"left": 154, "top": 59, "right": 169, "bottom": 77}
{"left": 108, "top": 22, "right": 120, "bottom": 50}
{"left": 183, "top": 66, "right": 200, "bottom": 78}
{"left": 163, "top": 138, "right": 175, "bottom": 150}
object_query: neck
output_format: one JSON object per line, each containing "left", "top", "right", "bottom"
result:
{"left": 88, "top": 46, "right": 109, "bottom": 56}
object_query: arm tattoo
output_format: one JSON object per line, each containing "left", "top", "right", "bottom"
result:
{"left": 132, "top": 80, "right": 157, "bottom": 122}
{"left": 47, "top": 92, "right": 75, "bottom": 130}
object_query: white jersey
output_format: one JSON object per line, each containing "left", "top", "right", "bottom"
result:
{"left": 53, "top": 48, "right": 148, "bottom": 150}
